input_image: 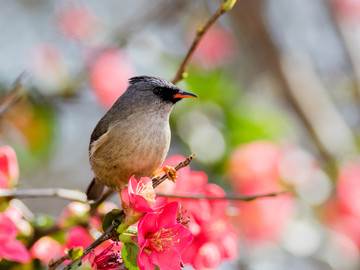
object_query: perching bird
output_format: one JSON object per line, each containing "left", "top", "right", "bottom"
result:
{"left": 86, "top": 76, "right": 198, "bottom": 201}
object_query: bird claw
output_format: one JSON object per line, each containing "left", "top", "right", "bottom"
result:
{"left": 162, "top": 166, "right": 178, "bottom": 183}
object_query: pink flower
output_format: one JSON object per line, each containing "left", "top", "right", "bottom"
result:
{"left": 90, "top": 49, "right": 136, "bottom": 109}
{"left": 0, "top": 145, "right": 19, "bottom": 189}
{"left": 57, "top": 6, "right": 99, "bottom": 42}
{"left": 333, "top": 0, "right": 360, "bottom": 22}
{"left": 228, "top": 141, "right": 294, "bottom": 242}
{"left": 78, "top": 243, "right": 123, "bottom": 270}
{"left": 30, "top": 236, "right": 62, "bottom": 264}
{"left": 337, "top": 161, "right": 360, "bottom": 218}
{"left": 65, "top": 226, "right": 94, "bottom": 251}
{"left": 228, "top": 141, "right": 282, "bottom": 191}
{"left": 128, "top": 176, "right": 167, "bottom": 213}
{"left": 0, "top": 212, "right": 30, "bottom": 263}
{"left": 137, "top": 202, "right": 193, "bottom": 270}
{"left": 192, "top": 24, "right": 236, "bottom": 69}
{"left": 156, "top": 155, "right": 239, "bottom": 269}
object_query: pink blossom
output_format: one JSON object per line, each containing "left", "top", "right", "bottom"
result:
{"left": 228, "top": 141, "right": 294, "bottom": 242}
{"left": 30, "top": 236, "right": 62, "bottom": 264}
{"left": 128, "top": 176, "right": 167, "bottom": 213}
{"left": 78, "top": 243, "right": 123, "bottom": 270}
{"left": 156, "top": 155, "right": 239, "bottom": 269}
{"left": 0, "top": 145, "right": 19, "bottom": 189}
{"left": 65, "top": 226, "right": 94, "bottom": 251}
{"left": 333, "top": 0, "right": 360, "bottom": 22}
{"left": 337, "top": 161, "right": 360, "bottom": 218}
{"left": 0, "top": 212, "right": 30, "bottom": 263}
{"left": 90, "top": 49, "right": 136, "bottom": 108}
{"left": 57, "top": 6, "right": 99, "bottom": 42}
{"left": 192, "top": 24, "right": 236, "bottom": 69}
{"left": 137, "top": 202, "right": 193, "bottom": 270}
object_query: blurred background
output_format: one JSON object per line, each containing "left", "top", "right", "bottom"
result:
{"left": 1, "top": 0, "right": 360, "bottom": 269}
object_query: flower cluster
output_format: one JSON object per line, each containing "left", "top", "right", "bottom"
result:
{"left": 156, "top": 155, "right": 238, "bottom": 269}
{"left": 0, "top": 145, "right": 31, "bottom": 263}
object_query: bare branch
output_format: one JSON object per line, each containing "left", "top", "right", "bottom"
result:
{"left": 0, "top": 188, "right": 87, "bottom": 202}
{"left": 172, "top": 0, "right": 237, "bottom": 84}
{"left": 157, "top": 190, "right": 290, "bottom": 201}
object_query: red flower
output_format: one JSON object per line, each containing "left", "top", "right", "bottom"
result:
{"left": 128, "top": 176, "right": 167, "bottom": 213}
{"left": 90, "top": 49, "right": 136, "bottom": 109}
{"left": 57, "top": 6, "right": 99, "bottom": 42}
{"left": 228, "top": 141, "right": 294, "bottom": 242}
{"left": 65, "top": 226, "right": 94, "bottom": 251}
{"left": 0, "top": 212, "right": 30, "bottom": 263}
{"left": 192, "top": 24, "right": 236, "bottom": 69}
{"left": 30, "top": 236, "right": 62, "bottom": 264}
{"left": 78, "top": 243, "right": 123, "bottom": 270}
{"left": 137, "top": 202, "right": 193, "bottom": 270}
{"left": 156, "top": 155, "right": 238, "bottom": 269}
{"left": 0, "top": 145, "right": 19, "bottom": 189}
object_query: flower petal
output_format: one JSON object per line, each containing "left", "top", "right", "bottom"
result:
{"left": 138, "top": 247, "right": 155, "bottom": 270}
{"left": 0, "top": 213, "right": 17, "bottom": 240}
{"left": 150, "top": 250, "right": 182, "bottom": 270}
{"left": 0, "top": 239, "right": 31, "bottom": 263}
{"left": 158, "top": 201, "right": 179, "bottom": 228}
{"left": 138, "top": 214, "right": 158, "bottom": 246}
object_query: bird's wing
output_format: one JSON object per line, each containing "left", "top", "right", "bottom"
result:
{"left": 89, "top": 125, "right": 114, "bottom": 158}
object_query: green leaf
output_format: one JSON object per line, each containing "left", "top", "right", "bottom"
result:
{"left": 121, "top": 243, "right": 140, "bottom": 270}
{"left": 102, "top": 209, "right": 124, "bottom": 231}
{"left": 66, "top": 247, "right": 83, "bottom": 260}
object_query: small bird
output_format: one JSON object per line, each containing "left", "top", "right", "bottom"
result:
{"left": 87, "top": 76, "right": 198, "bottom": 201}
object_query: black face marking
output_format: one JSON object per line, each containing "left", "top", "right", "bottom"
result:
{"left": 153, "top": 87, "right": 181, "bottom": 104}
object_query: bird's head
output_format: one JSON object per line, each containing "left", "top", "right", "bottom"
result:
{"left": 126, "top": 76, "right": 198, "bottom": 105}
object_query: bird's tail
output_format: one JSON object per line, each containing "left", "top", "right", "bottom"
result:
{"left": 86, "top": 178, "right": 105, "bottom": 201}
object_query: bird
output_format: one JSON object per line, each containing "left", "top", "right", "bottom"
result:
{"left": 86, "top": 75, "right": 198, "bottom": 201}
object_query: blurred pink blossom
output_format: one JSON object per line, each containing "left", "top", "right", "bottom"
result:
{"left": 0, "top": 212, "right": 30, "bottom": 263}
{"left": 30, "top": 236, "right": 62, "bottom": 264}
{"left": 57, "top": 6, "right": 99, "bottom": 42}
{"left": 0, "top": 145, "right": 19, "bottom": 189}
{"left": 192, "top": 24, "right": 236, "bottom": 69}
{"left": 90, "top": 49, "right": 136, "bottom": 108}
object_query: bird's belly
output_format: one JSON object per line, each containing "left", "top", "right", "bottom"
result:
{"left": 90, "top": 120, "right": 170, "bottom": 190}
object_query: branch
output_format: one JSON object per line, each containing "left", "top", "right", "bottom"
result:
{"left": 0, "top": 73, "right": 26, "bottom": 117}
{"left": 157, "top": 190, "right": 290, "bottom": 201}
{"left": 61, "top": 154, "right": 195, "bottom": 270}
{"left": 172, "top": 0, "right": 237, "bottom": 84}
{"left": 0, "top": 188, "right": 87, "bottom": 202}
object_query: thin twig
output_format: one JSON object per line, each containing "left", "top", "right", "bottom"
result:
{"left": 157, "top": 190, "right": 290, "bottom": 201}
{"left": 172, "top": 0, "right": 236, "bottom": 84}
{"left": 61, "top": 154, "right": 195, "bottom": 270}
{"left": 0, "top": 188, "right": 87, "bottom": 202}
{"left": 0, "top": 73, "right": 26, "bottom": 117}
{"left": 48, "top": 254, "right": 69, "bottom": 270}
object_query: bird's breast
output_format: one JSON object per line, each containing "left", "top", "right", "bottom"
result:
{"left": 89, "top": 112, "right": 171, "bottom": 189}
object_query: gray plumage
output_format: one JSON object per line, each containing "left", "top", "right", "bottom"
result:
{"left": 86, "top": 76, "right": 197, "bottom": 200}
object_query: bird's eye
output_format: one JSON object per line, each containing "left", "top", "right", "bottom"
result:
{"left": 153, "top": 87, "right": 163, "bottom": 96}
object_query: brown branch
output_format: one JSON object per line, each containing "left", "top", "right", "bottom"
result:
{"left": 0, "top": 188, "right": 87, "bottom": 202}
{"left": 172, "top": 0, "right": 237, "bottom": 84}
{"left": 61, "top": 154, "right": 195, "bottom": 270}
{"left": 48, "top": 254, "right": 69, "bottom": 270}
{"left": 157, "top": 190, "right": 290, "bottom": 201}
{"left": 0, "top": 73, "right": 26, "bottom": 118}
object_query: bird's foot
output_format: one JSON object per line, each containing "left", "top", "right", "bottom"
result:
{"left": 161, "top": 165, "right": 178, "bottom": 183}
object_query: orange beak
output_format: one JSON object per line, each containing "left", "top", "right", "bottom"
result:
{"left": 172, "top": 90, "right": 198, "bottom": 99}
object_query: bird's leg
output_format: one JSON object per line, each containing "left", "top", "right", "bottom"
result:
{"left": 153, "top": 165, "right": 178, "bottom": 183}
{"left": 118, "top": 191, "right": 128, "bottom": 212}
